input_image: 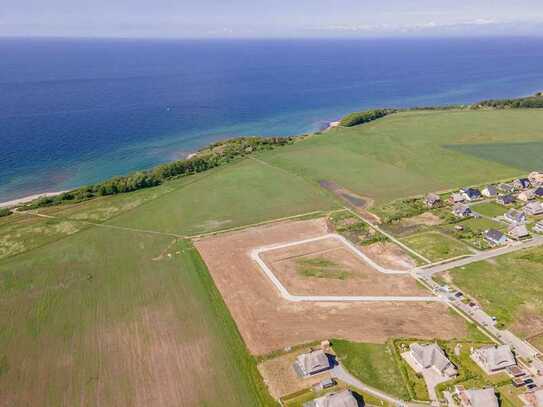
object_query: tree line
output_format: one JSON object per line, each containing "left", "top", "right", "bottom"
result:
{"left": 21, "top": 136, "right": 296, "bottom": 210}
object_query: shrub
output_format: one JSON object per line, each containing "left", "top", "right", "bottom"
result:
{"left": 0, "top": 208, "right": 12, "bottom": 217}
{"left": 339, "top": 109, "right": 395, "bottom": 127}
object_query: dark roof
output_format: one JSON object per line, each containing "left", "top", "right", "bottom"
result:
{"left": 485, "top": 229, "right": 505, "bottom": 242}
{"left": 534, "top": 187, "right": 543, "bottom": 196}
{"left": 461, "top": 188, "right": 482, "bottom": 199}
{"left": 497, "top": 194, "right": 515, "bottom": 204}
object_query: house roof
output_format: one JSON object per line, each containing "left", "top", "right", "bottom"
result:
{"left": 410, "top": 343, "right": 455, "bottom": 374}
{"left": 535, "top": 187, "right": 543, "bottom": 196}
{"left": 514, "top": 178, "right": 531, "bottom": 188}
{"left": 464, "top": 388, "right": 499, "bottom": 407}
{"left": 505, "top": 209, "right": 525, "bottom": 222}
{"left": 475, "top": 345, "right": 516, "bottom": 371}
{"left": 498, "top": 183, "right": 514, "bottom": 191}
{"left": 485, "top": 229, "right": 505, "bottom": 242}
{"left": 508, "top": 224, "right": 529, "bottom": 238}
{"left": 497, "top": 194, "right": 514, "bottom": 204}
{"left": 314, "top": 390, "right": 358, "bottom": 407}
{"left": 451, "top": 193, "right": 465, "bottom": 202}
{"left": 453, "top": 204, "right": 471, "bottom": 214}
{"left": 483, "top": 186, "right": 497, "bottom": 195}
{"left": 524, "top": 201, "right": 543, "bottom": 213}
{"left": 296, "top": 350, "right": 330, "bottom": 374}
{"left": 426, "top": 193, "right": 440, "bottom": 203}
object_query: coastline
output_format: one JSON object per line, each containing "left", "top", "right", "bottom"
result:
{"left": 0, "top": 190, "right": 68, "bottom": 209}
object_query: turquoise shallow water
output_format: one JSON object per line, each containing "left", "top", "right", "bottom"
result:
{"left": 2, "top": 37, "right": 543, "bottom": 201}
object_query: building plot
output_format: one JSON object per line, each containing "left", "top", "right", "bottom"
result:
{"left": 194, "top": 218, "right": 467, "bottom": 355}
{"left": 258, "top": 235, "right": 428, "bottom": 297}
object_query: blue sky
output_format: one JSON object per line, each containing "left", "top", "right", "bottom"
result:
{"left": 2, "top": 0, "right": 543, "bottom": 38}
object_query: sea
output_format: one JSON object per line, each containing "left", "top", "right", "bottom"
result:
{"left": 2, "top": 37, "right": 543, "bottom": 201}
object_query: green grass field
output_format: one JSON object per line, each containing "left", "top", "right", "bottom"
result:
{"left": 258, "top": 109, "right": 543, "bottom": 204}
{"left": 0, "top": 225, "right": 275, "bottom": 406}
{"left": 401, "top": 231, "right": 471, "bottom": 262}
{"left": 470, "top": 202, "right": 507, "bottom": 218}
{"left": 5, "top": 108, "right": 543, "bottom": 404}
{"left": 332, "top": 339, "right": 410, "bottom": 400}
{"left": 109, "top": 158, "right": 338, "bottom": 235}
{"left": 449, "top": 247, "right": 543, "bottom": 337}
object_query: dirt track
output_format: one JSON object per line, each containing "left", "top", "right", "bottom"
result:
{"left": 194, "top": 218, "right": 467, "bottom": 355}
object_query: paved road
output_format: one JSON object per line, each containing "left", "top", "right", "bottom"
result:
{"left": 417, "top": 236, "right": 543, "bottom": 276}
{"left": 332, "top": 364, "right": 405, "bottom": 406}
{"left": 251, "top": 234, "right": 442, "bottom": 303}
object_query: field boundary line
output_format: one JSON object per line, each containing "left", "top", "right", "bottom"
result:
{"left": 188, "top": 209, "right": 345, "bottom": 240}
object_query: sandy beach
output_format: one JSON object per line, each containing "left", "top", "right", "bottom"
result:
{"left": 0, "top": 191, "right": 67, "bottom": 209}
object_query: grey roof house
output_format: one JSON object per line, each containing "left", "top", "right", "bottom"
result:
{"left": 508, "top": 224, "right": 529, "bottom": 240}
{"left": 534, "top": 187, "right": 543, "bottom": 197}
{"left": 409, "top": 342, "right": 457, "bottom": 377}
{"left": 294, "top": 350, "right": 331, "bottom": 377}
{"left": 484, "top": 229, "right": 508, "bottom": 246}
{"left": 305, "top": 389, "right": 358, "bottom": 407}
{"left": 497, "top": 183, "right": 514, "bottom": 193}
{"left": 449, "top": 192, "right": 466, "bottom": 204}
{"left": 453, "top": 204, "right": 472, "bottom": 218}
{"left": 482, "top": 186, "right": 498, "bottom": 197}
{"left": 456, "top": 386, "right": 499, "bottom": 407}
{"left": 471, "top": 345, "right": 516, "bottom": 373}
{"left": 524, "top": 201, "right": 543, "bottom": 216}
{"left": 496, "top": 194, "right": 515, "bottom": 206}
{"left": 425, "top": 193, "right": 441, "bottom": 208}
{"left": 504, "top": 209, "right": 526, "bottom": 224}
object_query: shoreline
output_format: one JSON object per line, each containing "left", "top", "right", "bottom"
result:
{"left": 0, "top": 190, "right": 68, "bottom": 209}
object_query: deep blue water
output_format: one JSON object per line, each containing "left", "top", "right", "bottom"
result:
{"left": 2, "top": 37, "right": 543, "bottom": 201}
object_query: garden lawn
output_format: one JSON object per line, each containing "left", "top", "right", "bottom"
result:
{"left": 0, "top": 226, "right": 275, "bottom": 406}
{"left": 470, "top": 202, "right": 507, "bottom": 218}
{"left": 333, "top": 339, "right": 410, "bottom": 400}
{"left": 401, "top": 231, "right": 471, "bottom": 262}
{"left": 449, "top": 247, "right": 543, "bottom": 337}
{"left": 109, "top": 158, "right": 339, "bottom": 235}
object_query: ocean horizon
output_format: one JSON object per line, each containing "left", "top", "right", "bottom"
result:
{"left": 2, "top": 36, "right": 543, "bottom": 201}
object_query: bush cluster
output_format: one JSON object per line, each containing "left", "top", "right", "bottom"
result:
{"left": 339, "top": 109, "right": 396, "bottom": 127}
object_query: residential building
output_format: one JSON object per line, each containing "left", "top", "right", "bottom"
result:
{"left": 425, "top": 193, "right": 441, "bottom": 208}
{"left": 528, "top": 171, "right": 543, "bottom": 186}
{"left": 461, "top": 187, "right": 483, "bottom": 201}
{"left": 294, "top": 350, "right": 331, "bottom": 377}
{"left": 496, "top": 194, "right": 515, "bottom": 206}
{"left": 484, "top": 229, "right": 508, "bottom": 246}
{"left": 513, "top": 178, "right": 531, "bottom": 190}
{"left": 456, "top": 386, "right": 499, "bottom": 407}
{"left": 449, "top": 193, "right": 466, "bottom": 204}
{"left": 471, "top": 345, "right": 516, "bottom": 374}
{"left": 508, "top": 224, "right": 530, "bottom": 240}
{"left": 524, "top": 201, "right": 543, "bottom": 216}
{"left": 534, "top": 187, "right": 543, "bottom": 197}
{"left": 518, "top": 190, "right": 535, "bottom": 202}
{"left": 453, "top": 204, "right": 472, "bottom": 218}
{"left": 534, "top": 220, "right": 543, "bottom": 234}
{"left": 504, "top": 209, "right": 526, "bottom": 224}
{"left": 305, "top": 389, "right": 358, "bottom": 407}
{"left": 409, "top": 342, "right": 457, "bottom": 377}
{"left": 482, "top": 186, "right": 498, "bottom": 197}
{"left": 498, "top": 183, "right": 514, "bottom": 194}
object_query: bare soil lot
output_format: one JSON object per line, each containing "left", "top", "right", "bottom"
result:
{"left": 260, "top": 237, "right": 426, "bottom": 296}
{"left": 195, "top": 218, "right": 467, "bottom": 355}
{"left": 258, "top": 351, "right": 333, "bottom": 399}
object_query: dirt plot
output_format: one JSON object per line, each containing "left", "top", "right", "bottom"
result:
{"left": 260, "top": 238, "right": 426, "bottom": 296}
{"left": 195, "top": 218, "right": 467, "bottom": 355}
{"left": 360, "top": 241, "right": 417, "bottom": 270}
{"left": 258, "top": 352, "right": 333, "bottom": 399}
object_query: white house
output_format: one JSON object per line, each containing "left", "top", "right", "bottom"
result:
{"left": 409, "top": 342, "right": 457, "bottom": 378}
{"left": 471, "top": 345, "right": 516, "bottom": 374}
{"left": 294, "top": 350, "right": 331, "bottom": 377}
